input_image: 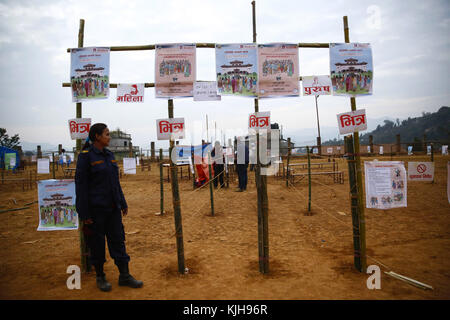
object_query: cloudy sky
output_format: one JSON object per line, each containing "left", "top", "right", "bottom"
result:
{"left": 0, "top": 0, "right": 449, "bottom": 151}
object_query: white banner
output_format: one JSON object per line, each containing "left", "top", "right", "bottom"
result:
{"left": 408, "top": 162, "right": 434, "bottom": 181}
{"left": 337, "top": 109, "right": 367, "bottom": 135}
{"left": 249, "top": 112, "right": 270, "bottom": 131}
{"left": 116, "top": 83, "right": 144, "bottom": 103}
{"left": 302, "top": 75, "right": 332, "bottom": 96}
{"left": 156, "top": 118, "right": 185, "bottom": 140}
{"left": 193, "top": 81, "right": 221, "bottom": 101}
{"left": 123, "top": 158, "right": 136, "bottom": 174}
{"left": 37, "top": 158, "right": 50, "bottom": 174}
{"left": 68, "top": 118, "right": 91, "bottom": 140}
{"left": 365, "top": 161, "right": 407, "bottom": 209}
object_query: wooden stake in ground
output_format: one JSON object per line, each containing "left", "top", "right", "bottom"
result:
{"left": 343, "top": 16, "right": 367, "bottom": 273}
{"left": 208, "top": 152, "right": 215, "bottom": 216}
{"left": 168, "top": 99, "right": 186, "bottom": 274}
{"left": 159, "top": 148, "right": 164, "bottom": 215}
{"left": 52, "top": 152, "right": 55, "bottom": 179}
{"left": 286, "top": 137, "right": 291, "bottom": 186}
{"left": 307, "top": 146, "right": 311, "bottom": 213}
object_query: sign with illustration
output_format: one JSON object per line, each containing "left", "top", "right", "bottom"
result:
{"left": 408, "top": 162, "right": 434, "bottom": 181}
{"left": 37, "top": 180, "right": 78, "bottom": 231}
{"left": 365, "top": 161, "right": 407, "bottom": 209}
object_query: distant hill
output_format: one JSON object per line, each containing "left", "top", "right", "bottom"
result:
{"left": 323, "top": 106, "right": 450, "bottom": 147}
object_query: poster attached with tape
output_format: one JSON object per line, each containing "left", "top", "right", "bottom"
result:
{"left": 70, "top": 47, "right": 110, "bottom": 102}
{"left": 37, "top": 179, "right": 79, "bottom": 231}
{"left": 329, "top": 43, "right": 373, "bottom": 97}
{"left": 365, "top": 161, "right": 407, "bottom": 209}
{"left": 155, "top": 44, "right": 196, "bottom": 98}
{"left": 257, "top": 43, "right": 299, "bottom": 98}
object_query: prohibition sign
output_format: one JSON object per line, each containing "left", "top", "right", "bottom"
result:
{"left": 417, "top": 164, "right": 427, "bottom": 173}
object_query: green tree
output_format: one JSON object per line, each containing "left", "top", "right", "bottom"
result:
{"left": 0, "top": 128, "right": 20, "bottom": 150}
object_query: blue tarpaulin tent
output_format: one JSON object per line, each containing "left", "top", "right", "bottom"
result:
{"left": 0, "top": 146, "right": 19, "bottom": 170}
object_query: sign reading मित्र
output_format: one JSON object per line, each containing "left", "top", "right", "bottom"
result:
{"left": 37, "top": 179, "right": 78, "bottom": 231}
{"left": 156, "top": 118, "right": 185, "bottom": 140}
{"left": 408, "top": 162, "right": 434, "bottom": 181}
{"left": 364, "top": 161, "right": 407, "bottom": 209}
{"left": 68, "top": 118, "right": 91, "bottom": 140}
{"left": 336, "top": 109, "right": 367, "bottom": 135}
{"left": 248, "top": 112, "right": 270, "bottom": 131}
{"left": 70, "top": 47, "right": 110, "bottom": 102}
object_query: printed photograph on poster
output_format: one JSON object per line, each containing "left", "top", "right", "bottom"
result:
{"left": 379, "top": 146, "right": 384, "bottom": 155}
{"left": 193, "top": 81, "right": 221, "bottom": 101}
{"left": 37, "top": 158, "right": 50, "bottom": 174}
{"left": 408, "top": 146, "right": 413, "bottom": 155}
{"left": 302, "top": 75, "right": 332, "bottom": 96}
{"left": 155, "top": 44, "right": 196, "bottom": 98}
{"left": 443, "top": 145, "right": 448, "bottom": 155}
{"left": 408, "top": 162, "right": 434, "bottom": 181}
{"left": 216, "top": 43, "right": 258, "bottom": 97}
{"left": 5, "top": 152, "right": 17, "bottom": 170}
{"left": 257, "top": 43, "right": 299, "bottom": 98}
{"left": 329, "top": 43, "right": 373, "bottom": 97}
{"left": 37, "top": 180, "right": 79, "bottom": 231}
{"left": 116, "top": 84, "right": 144, "bottom": 103}
{"left": 70, "top": 47, "right": 110, "bottom": 102}
{"left": 68, "top": 118, "right": 91, "bottom": 140}
{"left": 156, "top": 118, "right": 185, "bottom": 140}
{"left": 365, "top": 161, "right": 407, "bottom": 209}
{"left": 336, "top": 109, "right": 367, "bottom": 135}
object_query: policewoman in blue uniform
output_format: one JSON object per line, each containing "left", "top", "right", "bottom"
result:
{"left": 75, "top": 123, "right": 143, "bottom": 292}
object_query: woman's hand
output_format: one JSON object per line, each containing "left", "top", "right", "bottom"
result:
{"left": 122, "top": 207, "right": 128, "bottom": 216}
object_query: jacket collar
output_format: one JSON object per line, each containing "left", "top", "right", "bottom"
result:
{"left": 91, "top": 145, "right": 111, "bottom": 155}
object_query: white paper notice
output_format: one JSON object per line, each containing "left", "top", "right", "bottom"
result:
{"left": 193, "top": 81, "right": 221, "bottom": 101}
{"left": 37, "top": 158, "right": 50, "bottom": 174}
{"left": 123, "top": 158, "right": 136, "bottom": 174}
{"left": 365, "top": 161, "right": 407, "bottom": 209}
{"left": 379, "top": 146, "right": 383, "bottom": 155}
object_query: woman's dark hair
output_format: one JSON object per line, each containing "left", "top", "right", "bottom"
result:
{"left": 82, "top": 123, "right": 108, "bottom": 150}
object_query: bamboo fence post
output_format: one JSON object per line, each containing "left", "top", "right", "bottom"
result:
{"left": 307, "top": 146, "right": 311, "bottom": 213}
{"left": 208, "top": 152, "right": 215, "bottom": 216}
{"left": 159, "top": 148, "right": 164, "bottom": 215}
{"left": 168, "top": 99, "right": 186, "bottom": 274}
{"left": 344, "top": 15, "right": 366, "bottom": 273}
{"left": 52, "top": 152, "right": 56, "bottom": 179}
{"left": 286, "top": 137, "right": 291, "bottom": 187}
{"left": 430, "top": 143, "right": 434, "bottom": 162}
{"left": 191, "top": 147, "right": 196, "bottom": 190}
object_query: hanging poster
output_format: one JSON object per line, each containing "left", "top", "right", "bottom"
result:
{"left": 427, "top": 145, "right": 431, "bottom": 155}
{"left": 379, "top": 146, "right": 384, "bottom": 155}
{"left": 367, "top": 146, "right": 371, "bottom": 153}
{"left": 443, "top": 145, "right": 448, "bottom": 155}
{"left": 70, "top": 47, "right": 110, "bottom": 102}
{"left": 68, "top": 118, "right": 91, "bottom": 140}
{"left": 31, "top": 155, "right": 37, "bottom": 162}
{"left": 136, "top": 157, "right": 140, "bottom": 166}
{"left": 248, "top": 112, "right": 270, "bottom": 131}
{"left": 408, "top": 146, "right": 413, "bottom": 155}
{"left": 5, "top": 152, "right": 17, "bottom": 170}
{"left": 116, "top": 84, "right": 145, "bottom": 103}
{"left": 257, "top": 43, "right": 299, "bottom": 97}
{"left": 156, "top": 118, "right": 185, "bottom": 140}
{"left": 302, "top": 75, "right": 332, "bottom": 96}
{"left": 365, "top": 161, "right": 407, "bottom": 209}
{"left": 336, "top": 109, "right": 367, "bottom": 135}
{"left": 329, "top": 43, "right": 373, "bottom": 97}
{"left": 37, "top": 179, "right": 79, "bottom": 231}
{"left": 193, "top": 81, "right": 221, "bottom": 101}
{"left": 215, "top": 43, "right": 258, "bottom": 97}
{"left": 327, "top": 148, "right": 333, "bottom": 154}
{"left": 155, "top": 43, "right": 196, "bottom": 98}
{"left": 37, "top": 158, "right": 50, "bottom": 174}
{"left": 123, "top": 158, "right": 136, "bottom": 175}
{"left": 313, "top": 148, "right": 318, "bottom": 154}
{"left": 408, "top": 162, "right": 434, "bottom": 181}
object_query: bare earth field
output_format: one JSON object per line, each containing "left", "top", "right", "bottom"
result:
{"left": 0, "top": 155, "right": 449, "bottom": 300}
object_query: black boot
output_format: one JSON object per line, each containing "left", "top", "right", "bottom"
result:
{"left": 94, "top": 264, "right": 112, "bottom": 292}
{"left": 116, "top": 261, "right": 143, "bottom": 288}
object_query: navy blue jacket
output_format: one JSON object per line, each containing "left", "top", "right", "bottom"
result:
{"left": 75, "top": 145, "right": 127, "bottom": 220}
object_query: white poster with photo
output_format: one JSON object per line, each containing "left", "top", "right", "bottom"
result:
{"left": 443, "top": 145, "right": 448, "bottom": 155}
{"left": 379, "top": 146, "right": 384, "bottom": 155}
{"left": 123, "top": 158, "right": 136, "bottom": 174}
{"left": 37, "top": 158, "right": 50, "bottom": 174}
{"left": 427, "top": 145, "right": 432, "bottom": 155}
{"left": 193, "top": 81, "right": 221, "bottom": 101}
{"left": 302, "top": 75, "right": 332, "bottom": 96}
{"left": 367, "top": 146, "right": 371, "bottom": 153}
{"left": 116, "top": 83, "right": 144, "bottom": 103}
{"left": 408, "top": 146, "right": 413, "bottom": 155}
{"left": 365, "top": 161, "right": 407, "bottom": 209}
{"left": 9, "top": 156, "right": 16, "bottom": 167}
{"left": 31, "top": 155, "right": 37, "bottom": 162}
{"left": 313, "top": 148, "right": 318, "bottom": 154}
{"left": 408, "top": 162, "right": 434, "bottom": 181}
{"left": 37, "top": 180, "right": 78, "bottom": 231}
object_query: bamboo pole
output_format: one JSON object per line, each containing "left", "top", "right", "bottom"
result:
{"left": 191, "top": 146, "right": 196, "bottom": 190}
{"left": 307, "top": 146, "right": 311, "bottom": 213}
{"left": 168, "top": 99, "right": 186, "bottom": 274}
{"left": 52, "top": 152, "right": 55, "bottom": 179}
{"left": 208, "top": 152, "right": 215, "bottom": 216}
{"left": 286, "top": 137, "right": 291, "bottom": 187}
{"left": 159, "top": 148, "right": 164, "bottom": 215}
{"left": 343, "top": 16, "right": 366, "bottom": 273}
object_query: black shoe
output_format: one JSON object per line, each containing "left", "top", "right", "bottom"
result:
{"left": 116, "top": 261, "right": 143, "bottom": 288}
{"left": 96, "top": 275, "right": 112, "bottom": 292}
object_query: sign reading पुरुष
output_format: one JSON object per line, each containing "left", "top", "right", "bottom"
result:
{"left": 302, "top": 75, "right": 332, "bottom": 96}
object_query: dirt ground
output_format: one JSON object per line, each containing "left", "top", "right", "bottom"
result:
{"left": 0, "top": 155, "right": 449, "bottom": 300}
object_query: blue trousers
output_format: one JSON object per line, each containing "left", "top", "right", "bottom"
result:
{"left": 236, "top": 164, "right": 248, "bottom": 190}
{"left": 86, "top": 207, "right": 130, "bottom": 266}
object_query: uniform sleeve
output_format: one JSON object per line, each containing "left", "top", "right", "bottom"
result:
{"left": 119, "top": 180, "right": 127, "bottom": 209}
{"left": 75, "top": 152, "right": 91, "bottom": 221}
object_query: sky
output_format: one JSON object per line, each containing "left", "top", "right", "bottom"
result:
{"left": 0, "top": 0, "right": 449, "bottom": 152}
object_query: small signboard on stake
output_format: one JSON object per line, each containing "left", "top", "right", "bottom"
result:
{"left": 379, "top": 146, "right": 384, "bottom": 155}
{"left": 336, "top": 109, "right": 367, "bottom": 135}
{"left": 427, "top": 145, "right": 431, "bottom": 155}
{"left": 408, "top": 162, "right": 434, "bottom": 181}
{"left": 408, "top": 146, "right": 413, "bottom": 155}
{"left": 68, "top": 118, "right": 91, "bottom": 140}
{"left": 156, "top": 118, "right": 185, "bottom": 140}
{"left": 37, "top": 158, "right": 50, "bottom": 174}
{"left": 302, "top": 75, "right": 332, "bottom": 96}
{"left": 248, "top": 112, "right": 270, "bottom": 131}
{"left": 116, "top": 83, "right": 144, "bottom": 103}
{"left": 443, "top": 145, "right": 448, "bottom": 155}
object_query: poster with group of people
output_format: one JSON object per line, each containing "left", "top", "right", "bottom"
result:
{"left": 37, "top": 180, "right": 78, "bottom": 231}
